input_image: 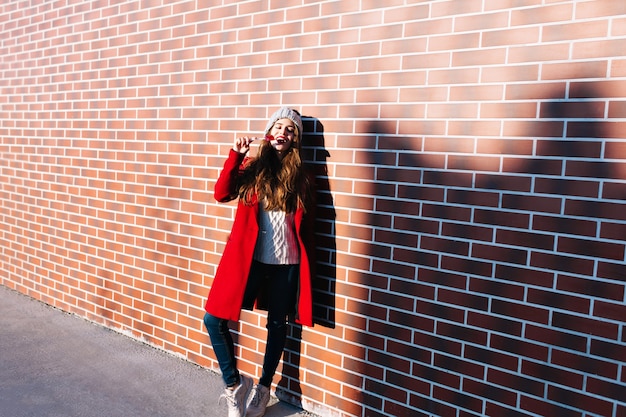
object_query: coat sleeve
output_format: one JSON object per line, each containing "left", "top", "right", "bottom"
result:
{"left": 214, "top": 149, "right": 246, "bottom": 202}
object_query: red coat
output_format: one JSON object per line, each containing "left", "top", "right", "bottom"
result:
{"left": 204, "top": 149, "right": 316, "bottom": 326}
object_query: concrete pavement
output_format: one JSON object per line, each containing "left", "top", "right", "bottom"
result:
{"left": 0, "top": 285, "right": 307, "bottom": 417}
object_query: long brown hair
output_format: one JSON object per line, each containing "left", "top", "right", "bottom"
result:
{"left": 237, "top": 130, "right": 311, "bottom": 213}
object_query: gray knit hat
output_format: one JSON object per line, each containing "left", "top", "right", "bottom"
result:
{"left": 264, "top": 107, "right": 303, "bottom": 137}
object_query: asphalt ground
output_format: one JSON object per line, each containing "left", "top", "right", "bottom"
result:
{"left": 0, "top": 285, "right": 307, "bottom": 417}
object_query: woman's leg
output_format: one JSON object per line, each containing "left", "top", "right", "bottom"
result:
{"left": 258, "top": 264, "right": 299, "bottom": 388}
{"left": 203, "top": 312, "right": 240, "bottom": 387}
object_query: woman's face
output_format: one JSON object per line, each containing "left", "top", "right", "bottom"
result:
{"left": 269, "top": 118, "right": 297, "bottom": 154}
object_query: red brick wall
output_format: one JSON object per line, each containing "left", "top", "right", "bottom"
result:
{"left": 1, "top": 1, "right": 625, "bottom": 416}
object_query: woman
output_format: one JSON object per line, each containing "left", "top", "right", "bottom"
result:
{"left": 203, "top": 107, "right": 316, "bottom": 417}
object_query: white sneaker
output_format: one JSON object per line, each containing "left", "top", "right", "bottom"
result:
{"left": 219, "top": 375, "right": 253, "bottom": 417}
{"left": 246, "top": 384, "right": 270, "bottom": 417}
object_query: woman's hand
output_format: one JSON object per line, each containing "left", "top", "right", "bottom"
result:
{"left": 233, "top": 136, "right": 255, "bottom": 154}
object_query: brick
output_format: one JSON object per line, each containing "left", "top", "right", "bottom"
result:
{"left": 539, "top": 100, "right": 606, "bottom": 119}
{"left": 369, "top": 287, "right": 414, "bottom": 314}
{"left": 427, "top": 102, "right": 477, "bottom": 119}
{"left": 520, "top": 395, "right": 582, "bottom": 417}
{"left": 447, "top": 179, "right": 499, "bottom": 202}
{"left": 396, "top": 184, "right": 442, "bottom": 202}
{"left": 592, "top": 299, "right": 626, "bottom": 323}
{"left": 469, "top": 277, "right": 525, "bottom": 301}
{"left": 384, "top": 401, "right": 427, "bottom": 417}
{"left": 604, "top": 141, "right": 626, "bottom": 161}
{"left": 544, "top": 61, "right": 609, "bottom": 82}
{"left": 492, "top": 299, "right": 550, "bottom": 325}
{"left": 547, "top": 385, "right": 614, "bottom": 417}
{"left": 439, "top": 288, "right": 489, "bottom": 312}
{"left": 482, "top": 64, "right": 540, "bottom": 83}
{"left": 485, "top": 402, "right": 535, "bottom": 417}
{"left": 429, "top": 67, "right": 481, "bottom": 85}
{"left": 542, "top": 20, "right": 608, "bottom": 42}
{"left": 394, "top": 247, "right": 439, "bottom": 269}
{"left": 382, "top": 31, "right": 428, "bottom": 55}
{"left": 495, "top": 229, "right": 555, "bottom": 250}
{"left": 574, "top": 38, "right": 626, "bottom": 60}
{"left": 532, "top": 284, "right": 592, "bottom": 312}
{"left": 575, "top": 145, "right": 626, "bottom": 172}
{"left": 483, "top": 27, "right": 540, "bottom": 47}
{"left": 354, "top": 148, "right": 396, "bottom": 168}
{"left": 350, "top": 240, "right": 390, "bottom": 260}
{"left": 552, "top": 349, "right": 618, "bottom": 380}
{"left": 531, "top": 252, "right": 595, "bottom": 276}
{"left": 413, "top": 360, "right": 461, "bottom": 391}
{"left": 557, "top": 236, "right": 624, "bottom": 261}
{"left": 468, "top": 311, "right": 522, "bottom": 337}
{"left": 501, "top": 157, "right": 563, "bottom": 177}
{"left": 534, "top": 178, "right": 599, "bottom": 199}
{"left": 441, "top": 221, "right": 493, "bottom": 241}
{"left": 473, "top": 207, "right": 530, "bottom": 228}
{"left": 488, "top": 368, "right": 545, "bottom": 398}
{"left": 596, "top": 261, "right": 626, "bottom": 283}
{"left": 438, "top": 322, "right": 488, "bottom": 346}
{"left": 422, "top": 203, "right": 471, "bottom": 221}
{"left": 565, "top": 199, "right": 626, "bottom": 221}
{"left": 409, "top": 393, "right": 456, "bottom": 417}
{"left": 553, "top": 311, "right": 619, "bottom": 339}
{"left": 349, "top": 209, "right": 392, "bottom": 229}
{"left": 369, "top": 351, "right": 414, "bottom": 387}
{"left": 433, "top": 384, "right": 484, "bottom": 414}
{"left": 463, "top": 379, "right": 517, "bottom": 407}
{"left": 418, "top": 268, "right": 467, "bottom": 289}
{"left": 416, "top": 300, "right": 465, "bottom": 325}
{"left": 584, "top": 72, "right": 626, "bottom": 98}
{"left": 472, "top": 244, "right": 528, "bottom": 265}
{"left": 390, "top": 305, "right": 435, "bottom": 333}
{"left": 421, "top": 235, "right": 469, "bottom": 257}
{"left": 522, "top": 359, "right": 584, "bottom": 390}
{"left": 557, "top": 274, "right": 624, "bottom": 301}
{"left": 505, "top": 81, "right": 566, "bottom": 101}
{"left": 354, "top": 181, "right": 388, "bottom": 197}
{"left": 481, "top": 102, "right": 537, "bottom": 119}
{"left": 514, "top": 3, "right": 574, "bottom": 25}
{"left": 587, "top": 376, "right": 626, "bottom": 402}
{"left": 376, "top": 197, "right": 420, "bottom": 216}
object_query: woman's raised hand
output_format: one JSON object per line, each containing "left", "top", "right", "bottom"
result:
{"left": 233, "top": 135, "right": 273, "bottom": 154}
{"left": 233, "top": 136, "right": 255, "bottom": 154}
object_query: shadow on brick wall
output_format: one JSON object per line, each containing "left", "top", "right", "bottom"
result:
{"left": 277, "top": 116, "right": 337, "bottom": 409}
{"left": 353, "top": 81, "right": 626, "bottom": 416}
{"left": 307, "top": 117, "right": 337, "bottom": 329}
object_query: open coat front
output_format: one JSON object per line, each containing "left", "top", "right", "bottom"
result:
{"left": 204, "top": 149, "right": 316, "bottom": 327}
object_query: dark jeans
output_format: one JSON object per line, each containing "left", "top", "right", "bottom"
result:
{"left": 204, "top": 261, "right": 298, "bottom": 388}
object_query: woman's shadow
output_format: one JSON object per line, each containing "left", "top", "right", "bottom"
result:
{"left": 275, "top": 116, "right": 337, "bottom": 410}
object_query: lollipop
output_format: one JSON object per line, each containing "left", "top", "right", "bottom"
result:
{"left": 252, "top": 134, "right": 273, "bottom": 142}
